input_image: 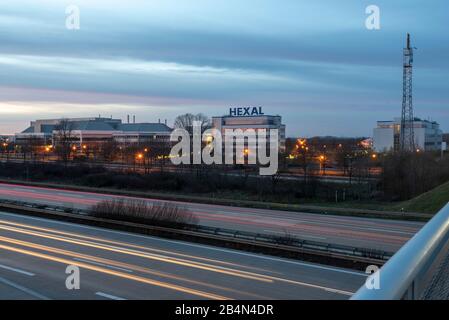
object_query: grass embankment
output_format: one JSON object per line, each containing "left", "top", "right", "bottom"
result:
{"left": 313, "top": 181, "right": 449, "bottom": 215}
{"left": 394, "top": 181, "right": 449, "bottom": 214}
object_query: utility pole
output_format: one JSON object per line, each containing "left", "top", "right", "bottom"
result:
{"left": 400, "top": 33, "right": 416, "bottom": 152}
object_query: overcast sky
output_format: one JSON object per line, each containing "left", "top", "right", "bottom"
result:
{"left": 0, "top": 0, "right": 448, "bottom": 136}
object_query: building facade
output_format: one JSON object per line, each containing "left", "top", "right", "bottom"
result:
{"left": 373, "top": 118, "right": 442, "bottom": 152}
{"left": 15, "top": 117, "right": 173, "bottom": 149}
{"left": 212, "top": 107, "right": 286, "bottom": 152}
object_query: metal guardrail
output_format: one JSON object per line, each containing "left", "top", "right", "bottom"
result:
{"left": 0, "top": 199, "right": 392, "bottom": 262}
{"left": 194, "top": 224, "right": 392, "bottom": 260}
{"left": 351, "top": 203, "right": 449, "bottom": 300}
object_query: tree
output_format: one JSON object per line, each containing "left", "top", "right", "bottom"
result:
{"left": 174, "top": 113, "right": 211, "bottom": 165}
{"left": 174, "top": 113, "right": 211, "bottom": 135}
{"left": 100, "top": 140, "right": 118, "bottom": 162}
{"left": 21, "top": 136, "right": 42, "bottom": 163}
{"left": 54, "top": 119, "right": 75, "bottom": 165}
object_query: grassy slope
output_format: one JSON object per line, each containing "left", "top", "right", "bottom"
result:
{"left": 396, "top": 181, "right": 449, "bottom": 214}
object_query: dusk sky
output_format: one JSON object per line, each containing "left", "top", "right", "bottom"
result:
{"left": 0, "top": 0, "right": 448, "bottom": 137}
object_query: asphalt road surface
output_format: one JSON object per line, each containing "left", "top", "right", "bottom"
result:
{"left": 0, "top": 211, "right": 366, "bottom": 300}
{"left": 0, "top": 182, "right": 424, "bottom": 252}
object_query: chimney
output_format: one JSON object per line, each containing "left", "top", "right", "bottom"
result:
{"left": 164, "top": 119, "right": 167, "bottom": 125}
{"left": 133, "top": 115, "right": 136, "bottom": 124}
{"left": 127, "top": 115, "right": 130, "bottom": 123}
{"left": 158, "top": 119, "right": 161, "bottom": 123}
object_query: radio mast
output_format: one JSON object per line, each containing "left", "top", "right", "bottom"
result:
{"left": 400, "top": 33, "right": 415, "bottom": 152}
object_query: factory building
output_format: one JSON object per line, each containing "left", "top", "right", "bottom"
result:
{"left": 373, "top": 118, "right": 442, "bottom": 152}
{"left": 15, "top": 117, "right": 172, "bottom": 148}
{"left": 212, "top": 107, "right": 286, "bottom": 152}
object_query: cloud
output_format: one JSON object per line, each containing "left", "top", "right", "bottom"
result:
{"left": 0, "top": 0, "right": 448, "bottom": 136}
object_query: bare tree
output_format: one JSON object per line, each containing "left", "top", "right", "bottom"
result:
{"left": 174, "top": 113, "right": 211, "bottom": 135}
{"left": 174, "top": 113, "right": 211, "bottom": 165}
{"left": 21, "top": 136, "right": 42, "bottom": 163}
{"left": 100, "top": 140, "right": 118, "bottom": 162}
{"left": 54, "top": 119, "right": 75, "bottom": 165}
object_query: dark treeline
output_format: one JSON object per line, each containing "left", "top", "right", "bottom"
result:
{"left": 379, "top": 152, "right": 449, "bottom": 201}
{"left": 1, "top": 151, "right": 448, "bottom": 204}
{"left": 0, "top": 162, "right": 373, "bottom": 203}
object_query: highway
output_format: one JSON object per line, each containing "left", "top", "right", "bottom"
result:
{"left": 0, "top": 182, "right": 423, "bottom": 252}
{"left": 0, "top": 211, "right": 366, "bottom": 299}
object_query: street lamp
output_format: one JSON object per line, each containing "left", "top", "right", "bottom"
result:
{"left": 2, "top": 142, "right": 8, "bottom": 160}
{"left": 319, "top": 155, "right": 326, "bottom": 175}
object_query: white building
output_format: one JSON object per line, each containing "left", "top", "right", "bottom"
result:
{"left": 212, "top": 107, "right": 286, "bottom": 152}
{"left": 373, "top": 118, "right": 442, "bottom": 152}
{"left": 15, "top": 117, "right": 172, "bottom": 147}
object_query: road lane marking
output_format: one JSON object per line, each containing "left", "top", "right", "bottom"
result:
{"left": 0, "top": 242, "right": 230, "bottom": 300}
{"left": 0, "top": 235, "right": 269, "bottom": 299}
{"left": 96, "top": 292, "right": 126, "bottom": 300}
{"left": 0, "top": 211, "right": 367, "bottom": 277}
{"left": 73, "top": 257, "right": 133, "bottom": 273}
{"left": 0, "top": 218, "right": 269, "bottom": 273}
{"left": 0, "top": 263, "right": 35, "bottom": 276}
{"left": 0, "top": 235, "right": 354, "bottom": 298}
{"left": 0, "top": 276, "right": 50, "bottom": 300}
{"left": 0, "top": 224, "right": 274, "bottom": 283}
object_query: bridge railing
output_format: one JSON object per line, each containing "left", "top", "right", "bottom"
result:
{"left": 351, "top": 203, "right": 449, "bottom": 300}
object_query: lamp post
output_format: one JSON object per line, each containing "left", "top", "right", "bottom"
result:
{"left": 2, "top": 142, "right": 8, "bottom": 161}
{"left": 319, "top": 155, "right": 326, "bottom": 176}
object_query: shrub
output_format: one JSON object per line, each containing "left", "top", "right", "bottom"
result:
{"left": 90, "top": 199, "right": 198, "bottom": 228}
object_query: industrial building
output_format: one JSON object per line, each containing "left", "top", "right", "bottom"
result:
{"left": 15, "top": 117, "right": 173, "bottom": 148}
{"left": 373, "top": 118, "right": 443, "bottom": 152}
{"left": 212, "top": 108, "right": 286, "bottom": 152}
{"left": 0, "top": 135, "right": 14, "bottom": 143}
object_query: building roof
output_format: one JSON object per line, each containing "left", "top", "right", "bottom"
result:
{"left": 21, "top": 126, "right": 35, "bottom": 134}
{"left": 19, "top": 118, "right": 173, "bottom": 135}
{"left": 70, "top": 120, "right": 116, "bottom": 131}
{"left": 118, "top": 123, "right": 172, "bottom": 132}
